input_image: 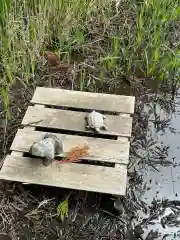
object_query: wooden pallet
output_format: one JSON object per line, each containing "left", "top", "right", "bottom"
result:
{"left": 0, "top": 87, "right": 135, "bottom": 195}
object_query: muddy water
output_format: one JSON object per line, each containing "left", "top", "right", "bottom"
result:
{"left": 125, "top": 87, "right": 180, "bottom": 240}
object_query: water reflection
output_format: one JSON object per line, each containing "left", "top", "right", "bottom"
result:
{"left": 127, "top": 88, "right": 180, "bottom": 239}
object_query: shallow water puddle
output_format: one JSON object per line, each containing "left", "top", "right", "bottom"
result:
{"left": 131, "top": 89, "right": 180, "bottom": 239}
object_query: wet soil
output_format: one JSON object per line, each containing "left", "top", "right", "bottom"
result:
{"left": 0, "top": 75, "right": 179, "bottom": 239}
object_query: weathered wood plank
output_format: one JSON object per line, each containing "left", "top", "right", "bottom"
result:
{"left": 10, "top": 129, "right": 130, "bottom": 164}
{"left": 0, "top": 155, "right": 127, "bottom": 195}
{"left": 31, "top": 87, "right": 135, "bottom": 114}
{"left": 11, "top": 151, "right": 23, "bottom": 156}
{"left": 22, "top": 106, "right": 132, "bottom": 137}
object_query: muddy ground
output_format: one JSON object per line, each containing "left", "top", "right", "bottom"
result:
{"left": 0, "top": 74, "right": 179, "bottom": 240}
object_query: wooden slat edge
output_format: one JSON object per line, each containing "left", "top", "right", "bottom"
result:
{"left": 116, "top": 113, "right": 131, "bottom": 168}
{"left": 22, "top": 106, "right": 133, "bottom": 137}
{"left": 0, "top": 155, "right": 127, "bottom": 195}
{"left": 31, "top": 87, "right": 135, "bottom": 114}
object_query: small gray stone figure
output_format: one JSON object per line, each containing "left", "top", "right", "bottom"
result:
{"left": 86, "top": 110, "right": 107, "bottom": 133}
{"left": 29, "top": 133, "right": 63, "bottom": 166}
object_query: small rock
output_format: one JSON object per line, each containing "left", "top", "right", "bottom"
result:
{"left": 134, "top": 225, "right": 144, "bottom": 236}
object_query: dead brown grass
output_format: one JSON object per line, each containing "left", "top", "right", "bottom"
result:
{"left": 58, "top": 145, "right": 90, "bottom": 164}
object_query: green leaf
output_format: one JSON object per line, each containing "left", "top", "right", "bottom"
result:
{"left": 0, "top": 0, "right": 12, "bottom": 35}
{"left": 57, "top": 198, "right": 69, "bottom": 222}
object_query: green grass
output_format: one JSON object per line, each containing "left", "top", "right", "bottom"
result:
{"left": 0, "top": 0, "right": 180, "bottom": 112}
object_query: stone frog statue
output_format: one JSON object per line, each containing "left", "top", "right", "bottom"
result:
{"left": 29, "top": 133, "right": 63, "bottom": 166}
